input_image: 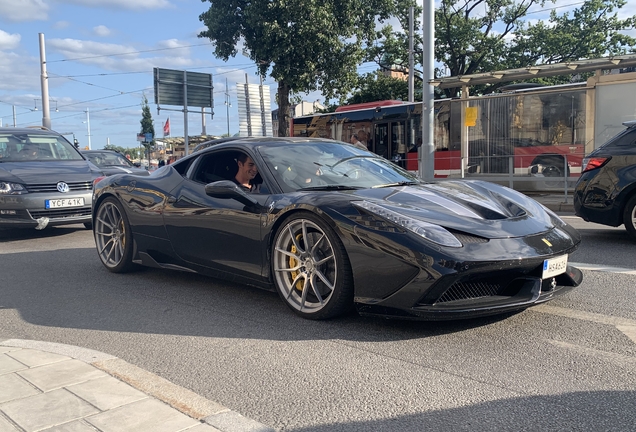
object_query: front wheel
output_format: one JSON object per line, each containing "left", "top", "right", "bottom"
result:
{"left": 94, "top": 197, "right": 136, "bottom": 273}
{"left": 623, "top": 195, "right": 636, "bottom": 240}
{"left": 272, "top": 213, "right": 353, "bottom": 320}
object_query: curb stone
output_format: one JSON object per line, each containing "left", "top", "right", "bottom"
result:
{"left": 0, "top": 338, "right": 276, "bottom": 432}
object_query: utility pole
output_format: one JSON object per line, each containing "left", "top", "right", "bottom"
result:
{"left": 39, "top": 33, "right": 51, "bottom": 129}
{"left": 225, "top": 78, "right": 231, "bottom": 136}
{"left": 201, "top": 107, "right": 207, "bottom": 135}
{"left": 420, "top": 0, "right": 435, "bottom": 181}
{"left": 408, "top": 6, "right": 414, "bottom": 103}
{"left": 84, "top": 108, "right": 92, "bottom": 150}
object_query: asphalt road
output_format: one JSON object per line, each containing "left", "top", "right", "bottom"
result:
{"left": 1, "top": 219, "right": 635, "bottom": 432}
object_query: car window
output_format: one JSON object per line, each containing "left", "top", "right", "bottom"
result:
{"left": 86, "top": 152, "right": 135, "bottom": 167}
{"left": 0, "top": 133, "right": 83, "bottom": 162}
{"left": 190, "top": 149, "right": 268, "bottom": 194}
{"left": 258, "top": 141, "right": 418, "bottom": 192}
{"left": 603, "top": 128, "right": 636, "bottom": 148}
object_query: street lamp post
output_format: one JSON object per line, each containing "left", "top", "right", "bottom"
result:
{"left": 83, "top": 108, "right": 91, "bottom": 150}
{"left": 225, "top": 78, "right": 231, "bottom": 136}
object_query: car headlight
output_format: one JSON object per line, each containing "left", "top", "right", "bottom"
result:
{"left": 353, "top": 200, "right": 463, "bottom": 248}
{"left": 0, "top": 182, "right": 28, "bottom": 195}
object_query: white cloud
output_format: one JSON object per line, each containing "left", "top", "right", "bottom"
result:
{"left": 53, "top": 21, "right": 70, "bottom": 29}
{"left": 47, "top": 38, "right": 196, "bottom": 72}
{"left": 0, "top": 29, "right": 20, "bottom": 50}
{"left": 93, "top": 25, "right": 111, "bottom": 37}
{"left": 0, "top": 51, "right": 39, "bottom": 90}
{"left": 0, "top": 0, "right": 48, "bottom": 22}
{"left": 62, "top": 0, "right": 171, "bottom": 11}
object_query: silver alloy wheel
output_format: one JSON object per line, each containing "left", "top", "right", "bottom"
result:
{"left": 630, "top": 204, "right": 636, "bottom": 231}
{"left": 94, "top": 201, "right": 127, "bottom": 268}
{"left": 273, "top": 218, "right": 337, "bottom": 314}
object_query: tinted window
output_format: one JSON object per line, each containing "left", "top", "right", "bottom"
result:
{"left": 603, "top": 128, "right": 636, "bottom": 148}
{"left": 85, "top": 151, "right": 135, "bottom": 167}
{"left": 258, "top": 142, "right": 418, "bottom": 192}
{"left": 0, "top": 132, "right": 83, "bottom": 162}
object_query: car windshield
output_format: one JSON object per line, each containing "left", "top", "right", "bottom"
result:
{"left": 0, "top": 132, "right": 84, "bottom": 162}
{"left": 257, "top": 141, "right": 419, "bottom": 192}
{"left": 85, "top": 151, "right": 134, "bottom": 168}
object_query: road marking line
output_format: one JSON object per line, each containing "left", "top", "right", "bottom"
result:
{"left": 546, "top": 339, "right": 636, "bottom": 367}
{"left": 570, "top": 262, "right": 636, "bottom": 275}
{"left": 533, "top": 305, "right": 636, "bottom": 327}
{"left": 533, "top": 305, "right": 636, "bottom": 346}
{"left": 616, "top": 325, "right": 636, "bottom": 345}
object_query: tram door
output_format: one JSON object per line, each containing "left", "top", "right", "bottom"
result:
{"left": 373, "top": 121, "right": 407, "bottom": 167}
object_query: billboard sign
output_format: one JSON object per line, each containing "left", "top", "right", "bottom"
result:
{"left": 153, "top": 68, "right": 214, "bottom": 108}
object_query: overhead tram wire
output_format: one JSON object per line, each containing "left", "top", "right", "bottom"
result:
{"left": 45, "top": 42, "right": 215, "bottom": 63}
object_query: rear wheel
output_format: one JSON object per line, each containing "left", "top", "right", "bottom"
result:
{"left": 623, "top": 195, "right": 636, "bottom": 240}
{"left": 94, "top": 197, "right": 136, "bottom": 273}
{"left": 272, "top": 212, "right": 353, "bottom": 320}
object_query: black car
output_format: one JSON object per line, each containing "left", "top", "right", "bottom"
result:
{"left": 81, "top": 150, "right": 149, "bottom": 176}
{"left": 574, "top": 120, "right": 636, "bottom": 239}
{"left": 193, "top": 136, "right": 241, "bottom": 153}
{"left": 0, "top": 127, "right": 100, "bottom": 230}
{"left": 91, "top": 137, "right": 582, "bottom": 320}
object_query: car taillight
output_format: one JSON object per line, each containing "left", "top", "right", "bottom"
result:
{"left": 93, "top": 176, "right": 106, "bottom": 187}
{"left": 582, "top": 157, "right": 610, "bottom": 173}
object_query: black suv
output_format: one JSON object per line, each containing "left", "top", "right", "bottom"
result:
{"left": 574, "top": 120, "right": 636, "bottom": 239}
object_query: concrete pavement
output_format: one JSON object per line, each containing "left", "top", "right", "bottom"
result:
{"left": 0, "top": 339, "right": 275, "bottom": 432}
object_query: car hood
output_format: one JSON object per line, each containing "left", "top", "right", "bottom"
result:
{"left": 97, "top": 165, "right": 150, "bottom": 176}
{"left": 0, "top": 161, "right": 97, "bottom": 184}
{"left": 349, "top": 180, "right": 559, "bottom": 239}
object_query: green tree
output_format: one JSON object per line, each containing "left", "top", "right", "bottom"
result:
{"left": 198, "top": 0, "right": 395, "bottom": 136}
{"left": 346, "top": 71, "right": 413, "bottom": 104}
{"left": 369, "top": 0, "right": 636, "bottom": 97}
{"left": 139, "top": 95, "right": 155, "bottom": 158}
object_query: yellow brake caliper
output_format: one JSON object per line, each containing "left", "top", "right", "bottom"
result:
{"left": 289, "top": 233, "right": 304, "bottom": 291}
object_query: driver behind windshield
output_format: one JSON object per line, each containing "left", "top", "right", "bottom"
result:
{"left": 233, "top": 153, "right": 260, "bottom": 193}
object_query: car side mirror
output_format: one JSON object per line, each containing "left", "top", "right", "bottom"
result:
{"left": 204, "top": 180, "right": 262, "bottom": 210}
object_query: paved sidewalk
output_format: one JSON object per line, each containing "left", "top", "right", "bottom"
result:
{"left": 0, "top": 339, "right": 275, "bottom": 432}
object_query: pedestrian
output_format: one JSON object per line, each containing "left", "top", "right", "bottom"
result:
{"left": 350, "top": 134, "right": 367, "bottom": 151}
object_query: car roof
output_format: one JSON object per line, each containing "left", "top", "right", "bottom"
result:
{"left": 191, "top": 136, "right": 342, "bottom": 153}
{"left": 0, "top": 126, "right": 64, "bottom": 135}
{"left": 622, "top": 120, "right": 636, "bottom": 129}
{"left": 193, "top": 137, "right": 242, "bottom": 152}
{"left": 81, "top": 149, "right": 120, "bottom": 153}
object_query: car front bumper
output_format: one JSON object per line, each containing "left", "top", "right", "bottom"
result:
{"left": 0, "top": 191, "right": 93, "bottom": 229}
{"left": 355, "top": 263, "right": 583, "bottom": 321}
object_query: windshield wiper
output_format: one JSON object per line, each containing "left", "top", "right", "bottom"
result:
{"left": 371, "top": 181, "right": 419, "bottom": 189}
{"left": 298, "top": 185, "right": 364, "bottom": 191}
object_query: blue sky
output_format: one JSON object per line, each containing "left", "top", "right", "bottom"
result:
{"left": 0, "top": 0, "right": 302, "bottom": 149}
{"left": 0, "top": 0, "right": 634, "bottom": 150}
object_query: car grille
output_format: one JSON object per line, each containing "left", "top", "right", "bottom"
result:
{"left": 29, "top": 207, "right": 92, "bottom": 220}
{"left": 26, "top": 181, "right": 92, "bottom": 193}
{"left": 431, "top": 270, "right": 534, "bottom": 304}
{"left": 437, "top": 281, "right": 501, "bottom": 302}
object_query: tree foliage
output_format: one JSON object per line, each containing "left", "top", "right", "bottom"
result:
{"left": 199, "top": 0, "right": 395, "bottom": 136}
{"left": 346, "top": 71, "right": 413, "bottom": 104}
{"left": 369, "top": 0, "right": 636, "bottom": 97}
{"left": 139, "top": 95, "right": 155, "bottom": 154}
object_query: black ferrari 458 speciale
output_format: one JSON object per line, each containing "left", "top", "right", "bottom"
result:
{"left": 91, "top": 137, "right": 582, "bottom": 320}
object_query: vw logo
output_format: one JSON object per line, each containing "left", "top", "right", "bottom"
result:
{"left": 56, "top": 182, "right": 70, "bottom": 193}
